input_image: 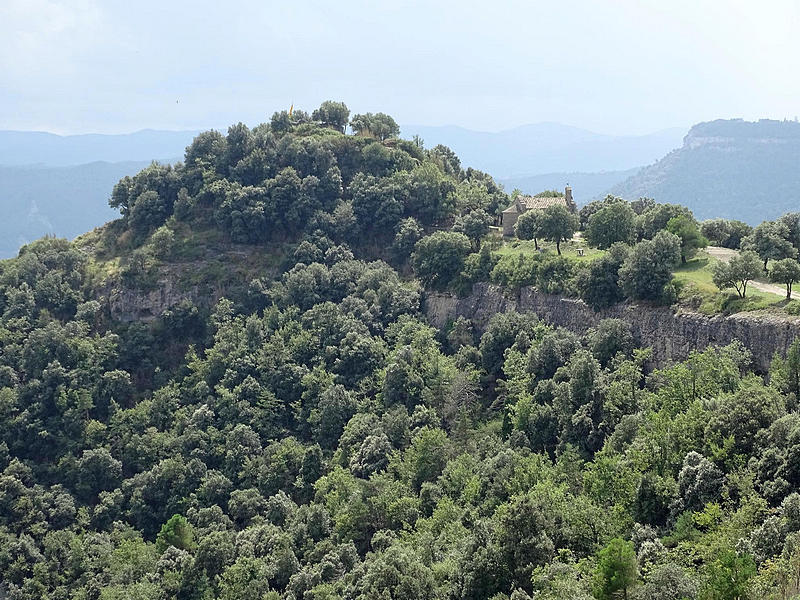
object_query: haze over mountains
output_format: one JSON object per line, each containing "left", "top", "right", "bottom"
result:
{"left": 497, "top": 169, "right": 641, "bottom": 203}
{"left": 0, "top": 129, "right": 195, "bottom": 166}
{"left": 0, "top": 129, "right": 194, "bottom": 257}
{"left": 0, "top": 161, "right": 152, "bottom": 258}
{"left": 402, "top": 122, "right": 685, "bottom": 178}
{"left": 1, "top": 123, "right": 682, "bottom": 258}
{"left": 1, "top": 119, "right": 799, "bottom": 258}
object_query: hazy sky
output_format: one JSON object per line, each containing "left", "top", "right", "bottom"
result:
{"left": 2, "top": 0, "right": 799, "bottom": 135}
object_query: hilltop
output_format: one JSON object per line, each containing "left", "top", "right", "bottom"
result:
{"left": 606, "top": 119, "right": 800, "bottom": 223}
{"left": 0, "top": 122, "right": 678, "bottom": 258}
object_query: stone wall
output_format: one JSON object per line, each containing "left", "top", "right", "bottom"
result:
{"left": 424, "top": 283, "right": 800, "bottom": 372}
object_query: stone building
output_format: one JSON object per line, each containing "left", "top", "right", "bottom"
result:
{"left": 501, "top": 186, "right": 574, "bottom": 236}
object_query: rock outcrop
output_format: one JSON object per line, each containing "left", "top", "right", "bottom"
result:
{"left": 107, "top": 277, "right": 205, "bottom": 322}
{"left": 424, "top": 283, "right": 800, "bottom": 371}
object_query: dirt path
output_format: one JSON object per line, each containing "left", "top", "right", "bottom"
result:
{"left": 705, "top": 246, "right": 787, "bottom": 297}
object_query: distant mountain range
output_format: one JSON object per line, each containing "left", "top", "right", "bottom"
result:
{"left": 0, "top": 124, "right": 680, "bottom": 258}
{"left": 0, "top": 129, "right": 197, "bottom": 166}
{"left": 403, "top": 122, "right": 685, "bottom": 178}
{"left": 0, "top": 129, "right": 196, "bottom": 257}
{"left": 606, "top": 119, "right": 800, "bottom": 223}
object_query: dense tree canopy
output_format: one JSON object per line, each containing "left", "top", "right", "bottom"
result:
{"left": 743, "top": 221, "right": 798, "bottom": 271}
{"left": 585, "top": 201, "right": 636, "bottom": 249}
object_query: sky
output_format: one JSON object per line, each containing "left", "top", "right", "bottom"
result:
{"left": 1, "top": 0, "right": 799, "bottom": 136}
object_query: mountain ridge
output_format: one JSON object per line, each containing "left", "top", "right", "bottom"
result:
{"left": 0, "top": 129, "right": 200, "bottom": 166}
{"left": 605, "top": 118, "right": 800, "bottom": 223}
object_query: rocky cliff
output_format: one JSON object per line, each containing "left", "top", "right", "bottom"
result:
{"left": 424, "top": 283, "right": 800, "bottom": 372}
{"left": 106, "top": 276, "right": 206, "bottom": 322}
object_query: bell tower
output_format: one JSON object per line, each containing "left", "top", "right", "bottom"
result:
{"left": 565, "top": 185, "right": 576, "bottom": 212}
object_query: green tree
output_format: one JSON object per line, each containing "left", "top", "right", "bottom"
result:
{"left": 392, "top": 217, "right": 424, "bottom": 264}
{"left": 350, "top": 112, "right": 400, "bottom": 140}
{"left": 585, "top": 202, "right": 636, "bottom": 249}
{"left": 587, "top": 319, "right": 634, "bottom": 366}
{"left": 75, "top": 448, "right": 122, "bottom": 501}
{"left": 702, "top": 550, "right": 756, "bottom": 600}
{"left": 310, "top": 385, "right": 357, "bottom": 450}
{"left": 743, "top": 221, "right": 798, "bottom": 271}
{"left": 150, "top": 225, "right": 175, "bottom": 259}
{"left": 155, "top": 514, "right": 195, "bottom": 553}
{"left": 496, "top": 493, "right": 557, "bottom": 592}
{"left": 454, "top": 209, "right": 493, "bottom": 249}
{"left": 404, "top": 427, "right": 449, "bottom": 489}
{"left": 411, "top": 231, "right": 472, "bottom": 290}
{"left": 667, "top": 215, "right": 708, "bottom": 263}
{"left": 701, "top": 219, "right": 752, "bottom": 249}
{"left": 619, "top": 231, "right": 681, "bottom": 302}
{"left": 770, "top": 258, "right": 800, "bottom": 299}
{"left": 128, "top": 190, "right": 169, "bottom": 234}
{"left": 705, "top": 383, "right": 785, "bottom": 456}
{"left": 638, "top": 563, "right": 698, "bottom": 600}
{"left": 218, "top": 557, "right": 275, "bottom": 600}
{"left": 538, "top": 205, "right": 579, "bottom": 255}
{"left": 635, "top": 203, "right": 694, "bottom": 240}
{"left": 593, "top": 538, "right": 638, "bottom": 600}
{"left": 515, "top": 209, "right": 543, "bottom": 249}
{"left": 576, "top": 243, "right": 631, "bottom": 310}
{"left": 356, "top": 544, "right": 436, "bottom": 600}
{"left": 712, "top": 250, "right": 762, "bottom": 298}
{"left": 312, "top": 100, "right": 350, "bottom": 133}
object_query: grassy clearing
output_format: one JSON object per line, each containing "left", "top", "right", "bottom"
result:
{"left": 673, "top": 250, "right": 800, "bottom": 315}
{"left": 497, "top": 236, "right": 606, "bottom": 262}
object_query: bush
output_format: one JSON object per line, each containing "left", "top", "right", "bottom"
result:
{"left": 411, "top": 231, "right": 472, "bottom": 290}
{"left": 619, "top": 231, "right": 681, "bottom": 302}
{"left": 150, "top": 225, "right": 175, "bottom": 259}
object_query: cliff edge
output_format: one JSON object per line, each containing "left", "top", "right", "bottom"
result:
{"left": 424, "top": 283, "right": 800, "bottom": 372}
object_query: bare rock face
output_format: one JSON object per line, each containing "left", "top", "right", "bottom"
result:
{"left": 424, "top": 283, "right": 800, "bottom": 371}
{"left": 107, "top": 277, "right": 203, "bottom": 322}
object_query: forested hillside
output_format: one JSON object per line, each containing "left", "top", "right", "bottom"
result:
{"left": 3, "top": 103, "right": 800, "bottom": 600}
{"left": 607, "top": 119, "right": 800, "bottom": 223}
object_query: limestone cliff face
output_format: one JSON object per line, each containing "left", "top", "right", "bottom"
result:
{"left": 424, "top": 283, "right": 800, "bottom": 371}
{"left": 102, "top": 262, "right": 236, "bottom": 322}
{"left": 106, "top": 277, "right": 206, "bottom": 322}
{"left": 96, "top": 245, "right": 277, "bottom": 322}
